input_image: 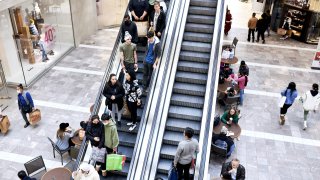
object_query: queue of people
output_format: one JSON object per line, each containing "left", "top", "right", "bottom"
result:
{"left": 246, "top": 10, "right": 271, "bottom": 44}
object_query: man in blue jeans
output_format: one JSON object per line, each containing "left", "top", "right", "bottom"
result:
{"left": 143, "top": 31, "right": 161, "bottom": 92}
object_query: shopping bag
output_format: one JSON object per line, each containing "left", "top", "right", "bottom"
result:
{"left": 106, "top": 154, "right": 126, "bottom": 171}
{"left": 277, "top": 28, "right": 286, "bottom": 36}
{"left": 91, "top": 146, "right": 106, "bottom": 163}
{"left": 29, "top": 109, "right": 41, "bottom": 125}
{"left": 136, "top": 21, "right": 149, "bottom": 37}
{"left": 168, "top": 164, "right": 178, "bottom": 180}
{"left": 278, "top": 96, "right": 286, "bottom": 108}
{"left": 0, "top": 116, "right": 10, "bottom": 134}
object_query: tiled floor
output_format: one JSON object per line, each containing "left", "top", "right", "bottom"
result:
{"left": 0, "top": 28, "right": 118, "bottom": 179}
{"left": 209, "top": 1, "right": 320, "bottom": 179}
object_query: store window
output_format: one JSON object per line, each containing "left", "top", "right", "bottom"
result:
{"left": 0, "top": 0, "right": 74, "bottom": 86}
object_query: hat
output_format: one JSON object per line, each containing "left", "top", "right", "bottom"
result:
{"left": 59, "top": 123, "right": 69, "bottom": 130}
{"left": 80, "top": 163, "right": 91, "bottom": 172}
{"left": 101, "top": 112, "right": 111, "bottom": 121}
{"left": 147, "top": 31, "right": 155, "bottom": 38}
{"left": 124, "top": 31, "right": 132, "bottom": 41}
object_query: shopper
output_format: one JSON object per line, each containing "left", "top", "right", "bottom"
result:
{"left": 212, "top": 126, "right": 235, "bottom": 157}
{"left": 121, "top": 14, "right": 138, "bottom": 44}
{"left": 300, "top": 83, "right": 320, "bottom": 130}
{"left": 238, "top": 60, "right": 249, "bottom": 76}
{"left": 17, "top": 170, "right": 36, "bottom": 180}
{"left": 281, "top": 12, "right": 292, "bottom": 40}
{"left": 124, "top": 71, "right": 142, "bottom": 131}
{"left": 17, "top": 84, "right": 34, "bottom": 128}
{"left": 56, "top": 123, "right": 74, "bottom": 150}
{"left": 101, "top": 113, "right": 119, "bottom": 153}
{"left": 103, "top": 74, "right": 125, "bottom": 126}
{"left": 265, "top": 10, "right": 271, "bottom": 37}
{"left": 224, "top": 9, "right": 232, "bottom": 35}
{"left": 220, "top": 107, "right": 239, "bottom": 124}
{"left": 174, "top": 127, "right": 199, "bottom": 180}
{"left": 129, "top": 0, "right": 149, "bottom": 21}
{"left": 38, "top": 35, "right": 49, "bottom": 62}
{"left": 220, "top": 159, "right": 246, "bottom": 180}
{"left": 120, "top": 32, "right": 138, "bottom": 74}
{"left": 229, "top": 72, "right": 248, "bottom": 105}
{"left": 150, "top": 1, "right": 166, "bottom": 38}
{"left": 85, "top": 115, "right": 105, "bottom": 171}
{"left": 279, "top": 82, "right": 298, "bottom": 125}
{"left": 256, "top": 13, "right": 268, "bottom": 44}
{"left": 247, "top": 13, "right": 258, "bottom": 42}
{"left": 72, "top": 163, "right": 100, "bottom": 180}
{"left": 143, "top": 31, "right": 161, "bottom": 92}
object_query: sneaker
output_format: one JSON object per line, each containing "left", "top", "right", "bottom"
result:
{"left": 129, "top": 123, "right": 137, "bottom": 131}
{"left": 24, "top": 123, "right": 30, "bottom": 128}
{"left": 117, "top": 121, "right": 121, "bottom": 126}
{"left": 262, "top": 40, "right": 265, "bottom": 44}
{"left": 303, "top": 121, "right": 307, "bottom": 130}
{"left": 127, "top": 122, "right": 133, "bottom": 126}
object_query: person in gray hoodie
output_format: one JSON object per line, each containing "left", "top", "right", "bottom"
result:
{"left": 174, "top": 127, "right": 199, "bottom": 180}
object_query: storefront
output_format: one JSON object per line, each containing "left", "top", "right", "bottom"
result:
{"left": 0, "top": 0, "right": 75, "bottom": 86}
{"left": 269, "top": 0, "right": 320, "bottom": 44}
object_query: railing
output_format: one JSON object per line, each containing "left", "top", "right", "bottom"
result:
{"left": 195, "top": 0, "right": 227, "bottom": 179}
{"left": 128, "top": 0, "right": 184, "bottom": 179}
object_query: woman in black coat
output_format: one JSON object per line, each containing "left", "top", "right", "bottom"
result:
{"left": 149, "top": 1, "right": 166, "bottom": 38}
{"left": 103, "top": 74, "right": 125, "bottom": 125}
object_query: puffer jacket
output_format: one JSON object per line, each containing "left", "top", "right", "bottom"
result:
{"left": 301, "top": 90, "right": 320, "bottom": 111}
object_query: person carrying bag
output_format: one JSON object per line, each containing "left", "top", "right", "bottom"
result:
{"left": 17, "top": 84, "right": 35, "bottom": 128}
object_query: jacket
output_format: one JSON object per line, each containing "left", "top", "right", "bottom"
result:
{"left": 124, "top": 80, "right": 142, "bottom": 102}
{"left": 230, "top": 74, "right": 248, "bottom": 90}
{"left": 212, "top": 134, "right": 234, "bottom": 153}
{"left": 18, "top": 92, "right": 34, "bottom": 110}
{"left": 248, "top": 17, "right": 258, "bottom": 29}
{"left": 174, "top": 138, "right": 199, "bottom": 166}
{"left": 144, "top": 36, "right": 161, "bottom": 64}
{"left": 129, "top": 0, "right": 149, "bottom": 17}
{"left": 150, "top": 10, "right": 166, "bottom": 34}
{"left": 103, "top": 83, "right": 125, "bottom": 111}
{"left": 281, "top": 89, "right": 298, "bottom": 105}
{"left": 104, "top": 120, "right": 119, "bottom": 149}
{"left": 221, "top": 111, "right": 239, "bottom": 124}
{"left": 282, "top": 17, "right": 292, "bottom": 30}
{"left": 221, "top": 162, "right": 246, "bottom": 180}
{"left": 121, "top": 21, "right": 138, "bottom": 44}
{"left": 85, "top": 122, "right": 105, "bottom": 148}
{"left": 301, "top": 90, "right": 320, "bottom": 111}
{"left": 72, "top": 165, "right": 100, "bottom": 180}
{"left": 256, "top": 18, "right": 268, "bottom": 32}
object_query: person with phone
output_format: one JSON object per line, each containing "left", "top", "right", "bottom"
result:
{"left": 221, "top": 159, "right": 246, "bottom": 180}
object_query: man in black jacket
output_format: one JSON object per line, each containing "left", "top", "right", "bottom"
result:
{"left": 256, "top": 13, "right": 268, "bottom": 44}
{"left": 121, "top": 15, "right": 138, "bottom": 44}
{"left": 149, "top": 1, "right": 166, "bottom": 38}
{"left": 221, "top": 159, "right": 246, "bottom": 180}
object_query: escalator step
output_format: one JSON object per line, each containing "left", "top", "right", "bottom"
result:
{"left": 166, "top": 118, "right": 201, "bottom": 134}
{"left": 187, "top": 14, "right": 215, "bottom": 25}
{"left": 175, "top": 71, "right": 207, "bottom": 85}
{"left": 168, "top": 105, "right": 202, "bottom": 121}
{"left": 185, "top": 23, "right": 214, "bottom": 34}
{"left": 163, "top": 130, "right": 199, "bottom": 146}
{"left": 183, "top": 32, "right": 213, "bottom": 43}
{"left": 179, "top": 50, "right": 210, "bottom": 63}
{"left": 189, "top": 6, "right": 216, "bottom": 16}
{"left": 177, "top": 60, "right": 209, "bottom": 74}
{"left": 181, "top": 41, "right": 212, "bottom": 53}
{"left": 173, "top": 82, "right": 206, "bottom": 96}
{"left": 190, "top": 0, "right": 218, "bottom": 8}
{"left": 171, "top": 93, "right": 204, "bottom": 108}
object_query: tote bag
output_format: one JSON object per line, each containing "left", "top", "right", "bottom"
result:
{"left": 136, "top": 21, "right": 149, "bottom": 37}
{"left": 278, "top": 96, "right": 286, "bottom": 108}
{"left": 91, "top": 146, "right": 106, "bottom": 163}
{"left": 106, "top": 154, "right": 126, "bottom": 171}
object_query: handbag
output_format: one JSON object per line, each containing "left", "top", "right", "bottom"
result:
{"left": 277, "top": 28, "right": 286, "bottom": 36}
{"left": 0, "top": 116, "right": 10, "bottom": 134}
{"left": 91, "top": 146, "right": 106, "bottom": 163}
{"left": 168, "top": 164, "right": 178, "bottom": 180}
{"left": 278, "top": 96, "right": 286, "bottom": 108}
{"left": 135, "top": 21, "right": 149, "bottom": 37}
{"left": 106, "top": 154, "right": 126, "bottom": 171}
{"left": 29, "top": 109, "right": 41, "bottom": 125}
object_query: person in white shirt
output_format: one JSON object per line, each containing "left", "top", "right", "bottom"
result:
{"left": 300, "top": 83, "right": 320, "bottom": 130}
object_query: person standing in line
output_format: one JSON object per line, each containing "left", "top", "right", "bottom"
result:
{"left": 143, "top": 31, "right": 161, "bottom": 92}
{"left": 229, "top": 72, "right": 249, "bottom": 106}
{"left": 220, "top": 158, "right": 246, "bottom": 180}
{"left": 256, "top": 13, "right": 268, "bottom": 44}
{"left": 174, "top": 127, "right": 199, "bottom": 180}
{"left": 281, "top": 12, "right": 292, "bottom": 40}
{"left": 265, "top": 10, "right": 271, "bottom": 37}
{"left": 224, "top": 9, "right": 232, "bottom": 35}
{"left": 279, "top": 82, "right": 298, "bottom": 125}
{"left": 129, "top": 0, "right": 149, "bottom": 21}
{"left": 300, "top": 83, "right": 320, "bottom": 130}
{"left": 124, "top": 71, "right": 142, "bottom": 131}
{"left": 150, "top": 1, "right": 166, "bottom": 39}
{"left": 120, "top": 32, "right": 138, "bottom": 74}
{"left": 247, "top": 13, "right": 258, "bottom": 42}
{"left": 121, "top": 14, "right": 138, "bottom": 44}
{"left": 17, "top": 84, "right": 34, "bottom": 128}
{"left": 85, "top": 115, "right": 105, "bottom": 172}
{"left": 103, "top": 74, "right": 125, "bottom": 126}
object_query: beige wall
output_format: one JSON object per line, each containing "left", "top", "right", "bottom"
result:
{"left": 70, "top": 0, "right": 97, "bottom": 46}
{"left": 97, "top": 0, "right": 128, "bottom": 28}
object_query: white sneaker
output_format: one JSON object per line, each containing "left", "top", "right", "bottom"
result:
{"left": 303, "top": 121, "right": 307, "bottom": 130}
{"left": 127, "top": 122, "right": 133, "bottom": 126}
{"left": 129, "top": 123, "right": 137, "bottom": 131}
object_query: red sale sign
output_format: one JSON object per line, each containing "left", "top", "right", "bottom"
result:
{"left": 44, "top": 25, "right": 56, "bottom": 51}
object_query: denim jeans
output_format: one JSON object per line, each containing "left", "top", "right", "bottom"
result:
{"left": 239, "top": 89, "right": 244, "bottom": 105}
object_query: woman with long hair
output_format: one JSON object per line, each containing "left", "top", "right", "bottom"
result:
{"left": 124, "top": 71, "right": 142, "bottom": 131}
{"left": 103, "top": 74, "right": 125, "bottom": 126}
{"left": 224, "top": 9, "right": 232, "bottom": 35}
{"left": 220, "top": 107, "right": 239, "bottom": 124}
{"left": 280, "top": 82, "right": 298, "bottom": 125}
{"left": 229, "top": 72, "right": 248, "bottom": 105}
{"left": 56, "top": 123, "right": 74, "bottom": 150}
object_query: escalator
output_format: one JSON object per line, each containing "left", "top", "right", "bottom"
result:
{"left": 155, "top": 0, "right": 218, "bottom": 178}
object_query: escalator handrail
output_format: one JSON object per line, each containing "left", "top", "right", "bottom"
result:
{"left": 72, "top": 2, "right": 130, "bottom": 172}
{"left": 194, "top": 0, "right": 227, "bottom": 179}
{"left": 127, "top": 0, "right": 180, "bottom": 179}
{"left": 141, "top": 0, "right": 191, "bottom": 179}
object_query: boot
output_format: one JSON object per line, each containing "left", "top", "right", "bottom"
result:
{"left": 303, "top": 121, "right": 307, "bottom": 130}
{"left": 280, "top": 115, "right": 285, "bottom": 125}
{"left": 102, "top": 170, "right": 107, "bottom": 177}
